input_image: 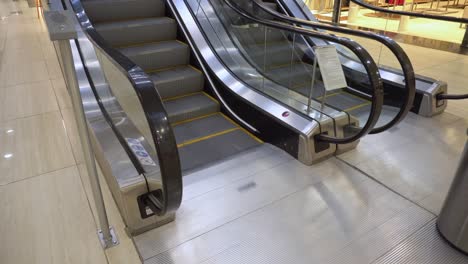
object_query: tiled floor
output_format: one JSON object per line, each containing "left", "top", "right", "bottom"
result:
{"left": 0, "top": 1, "right": 140, "bottom": 263}
{"left": 0, "top": 0, "right": 467, "bottom": 264}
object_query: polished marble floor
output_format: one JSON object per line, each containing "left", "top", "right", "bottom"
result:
{"left": 0, "top": 0, "right": 467, "bottom": 263}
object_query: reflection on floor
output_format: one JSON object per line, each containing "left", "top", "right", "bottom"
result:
{"left": 0, "top": 0, "right": 467, "bottom": 263}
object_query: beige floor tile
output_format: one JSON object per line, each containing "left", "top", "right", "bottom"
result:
{"left": 61, "top": 108, "right": 84, "bottom": 164}
{"left": 0, "top": 80, "right": 59, "bottom": 121}
{"left": 3, "top": 33, "right": 42, "bottom": 51}
{"left": 1, "top": 43, "right": 45, "bottom": 65}
{"left": 0, "top": 166, "right": 108, "bottom": 264}
{"left": 46, "top": 56, "right": 64, "bottom": 80}
{"left": 40, "top": 40, "right": 59, "bottom": 61}
{"left": 52, "top": 78, "right": 73, "bottom": 110}
{"left": 77, "top": 164, "right": 142, "bottom": 264}
{"left": 0, "top": 59, "right": 49, "bottom": 87}
{"left": 0, "top": 111, "right": 76, "bottom": 185}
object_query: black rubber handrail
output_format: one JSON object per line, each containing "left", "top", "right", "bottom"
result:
{"left": 252, "top": 0, "right": 416, "bottom": 134}
{"left": 437, "top": 93, "right": 468, "bottom": 100}
{"left": 350, "top": 0, "right": 468, "bottom": 23}
{"left": 70, "top": 0, "right": 182, "bottom": 215}
{"left": 223, "top": 0, "right": 384, "bottom": 144}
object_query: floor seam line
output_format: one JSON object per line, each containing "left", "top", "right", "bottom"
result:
{"left": 336, "top": 156, "right": 437, "bottom": 217}
{"left": 0, "top": 164, "right": 77, "bottom": 187}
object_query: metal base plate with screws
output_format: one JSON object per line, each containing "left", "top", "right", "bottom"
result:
{"left": 98, "top": 226, "right": 119, "bottom": 249}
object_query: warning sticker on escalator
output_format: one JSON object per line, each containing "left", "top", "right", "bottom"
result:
{"left": 125, "top": 138, "right": 157, "bottom": 167}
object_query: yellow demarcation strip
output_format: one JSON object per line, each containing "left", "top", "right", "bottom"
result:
{"left": 315, "top": 91, "right": 343, "bottom": 100}
{"left": 145, "top": 65, "right": 181, "bottom": 74}
{"left": 220, "top": 113, "right": 264, "bottom": 144}
{"left": 99, "top": 16, "right": 173, "bottom": 25}
{"left": 202, "top": 92, "right": 220, "bottom": 105}
{"left": 344, "top": 102, "right": 372, "bottom": 112}
{"left": 177, "top": 127, "right": 241, "bottom": 148}
{"left": 172, "top": 112, "right": 219, "bottom": 127}
{"left": 189, "top": 65, "right": 203, "bottom": 74}
{"left": 163, "top": 92, "right": 202, "bottom": 102}
{"left": 116, "top": 39, "right": 178, "bottom": 49}
{"left": 346, "top": 91, "right": 371, "bottom": 102}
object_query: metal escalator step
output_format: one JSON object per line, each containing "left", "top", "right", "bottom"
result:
{"left": 234, "top": 26, "right": 286, "bottom": 44}
{"left": 293, "top": 82, "right": 371, "bottom": 112}
{"left": 178, "top": 129, "right": 261, "bottom": 172}
{"left": 95, "top": 17, "right": 177, "bottom": 47}
{"left": 173, "top": 113, "right": 237, "bottom": 145}
{"left": 164, "top": 92, "right": 219, "bottom": 123}
{"left": 292, "top": 82, "right": 326, "bottom": 98}
{"left": 119, "top": 41, "right": 189, "bottom": 71}
{"left": 82, "top": 0, "right": 165, "bottom": 23}
{"left": 247, "top": 41, "right": 304, "bottom": 69}
{"left": 266, "top": 63, "right": 314, "bottom": 87}
{"left": 149, "top": 66, "right": 204, "bottom": 99}
{"left": 326, "top": 92, "right": 370, "bottom": 112}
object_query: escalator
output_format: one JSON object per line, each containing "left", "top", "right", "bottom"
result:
{"left": 209, "top": 0, "right": 413, "bottom": 133}
{"left": 266, "top": 0, "right": 455, "bottom": 117}
{"left": 82, "top": 0, "right": 262, "bottom": 172}
{"left": 58, "top": 0, "right": 407, "bottom": 236}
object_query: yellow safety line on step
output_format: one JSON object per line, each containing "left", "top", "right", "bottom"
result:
{"left": 97, "top": 16, "right": 173, "bottom": 25}
{"left": 202, "top": 92, "right": 220, "bottom": 105}
{"left": 162, "top": 92, "right": 202, "bottom": 102}
{"left": 315, "top": 91, "right": 343, "bottom": 100}
{"left": 172, "top": 112, "right": 220, "bottom": 127}
{"left": 345, "top": 91, "right": 371, "bottom": 103}
{"left": 219, "top": 113, "right": 264, "bottom": 144}
{"left": 267, "top": 61, "right": 303, "bottom": 71}
{"left": 116, "top": 39, "right": 180, "bottom": 49}
{"left": 145, "top": 65, "right": 181, "bottom": 74}
{"left": 188, "top": 65, "right": 203, "bottom": 74}
{"left": 344, "top": 102, "right": 372, "bottom": 112}
{"left": 177, "top": 127, "right": 241, "bottom": 148}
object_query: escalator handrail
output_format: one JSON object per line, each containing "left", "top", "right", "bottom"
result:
{"left": 252, "top": 0, "right": 416, "bottom": 134}
{"left": 223, "top": 0, "right": 384, "bottom": 144}
{"left": 70, "top": 0, "right": 182, "bottom": 215}
{"left": 350, "top": 0, "right": 468, "bottom": 24}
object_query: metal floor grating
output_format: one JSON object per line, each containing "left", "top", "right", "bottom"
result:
{"left": 133, "top": 145, "right": 468, "bottom": 264}
{"left": 374, "top": 219, "right": 468, "bottom": 264}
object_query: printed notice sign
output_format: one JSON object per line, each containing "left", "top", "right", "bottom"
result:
{"left": 314, "top": 45, "right": 347, "bottom": 91}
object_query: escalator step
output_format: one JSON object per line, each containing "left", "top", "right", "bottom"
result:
{"left": 95, "top": 17, "right": 177, "bottom": 47}
{"left": 173, "top": 113, "right": 237, "bottom": 145}
{"left": 266, "top": 63, "right": 314, "bottom": 87}
{"left": 149, "top": 66, "right": 204, "bottom": 99}
{"left": 119, "top": 40, "right": 189, "bottom": 71}
{"left": 82, "top": 0, "right": 165, "bottom": 23}
{"left": 163, "top": 92, "right": 219, "bottom": 123}
{"left": 247, "top": 41, "right": 304, "bottom": 69}
{"left": 233, "top": 26, "right": 286, "bottom": 44}
{"left": 178, "top": 129, "right": 261, "bottom": 172}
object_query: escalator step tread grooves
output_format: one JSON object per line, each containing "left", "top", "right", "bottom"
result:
{"left": 82, "top": 0, "right": 262, "bottom": 172}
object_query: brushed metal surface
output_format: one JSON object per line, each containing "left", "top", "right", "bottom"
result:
{"left": 135, "top": 155, "right": 435, "bottom": 264}
{"left": 339, "top": 112, "right": 468, "bottom": 215}
{"left": 375, "top": 219, "right": 468, "bottom": 264}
